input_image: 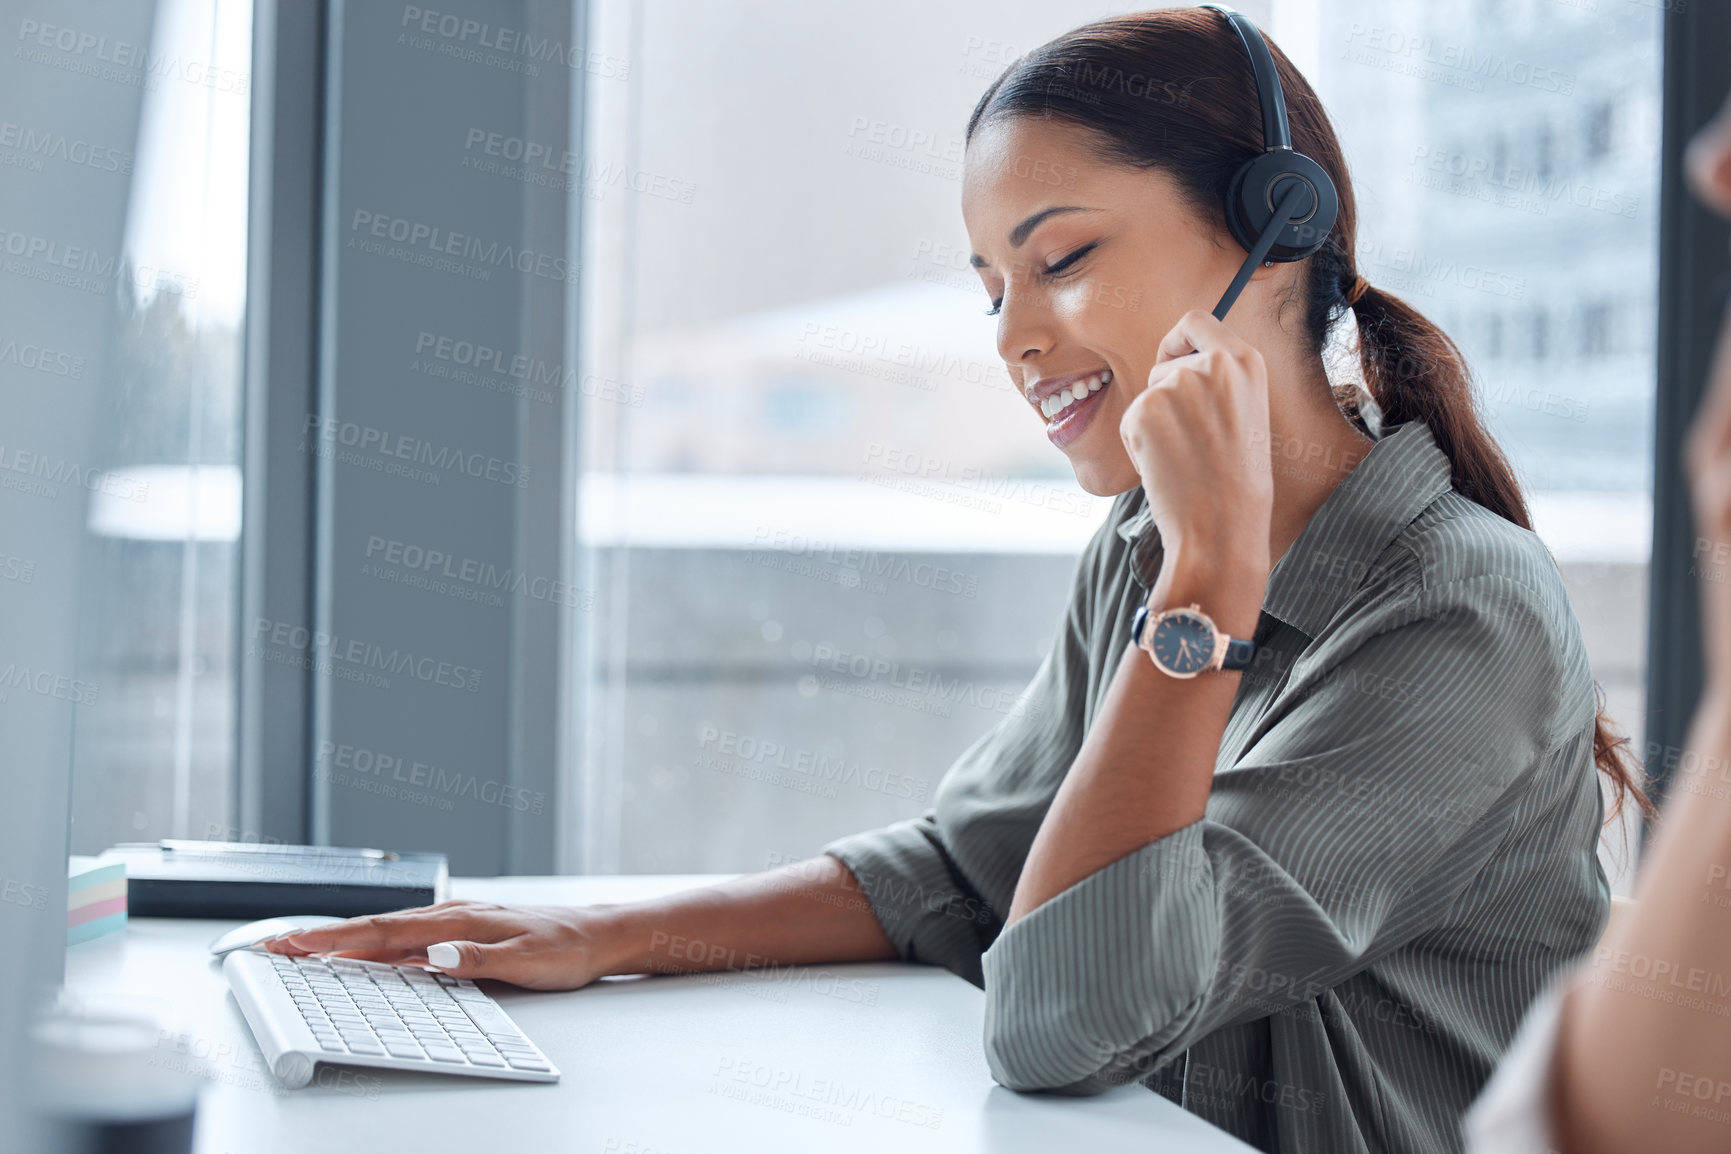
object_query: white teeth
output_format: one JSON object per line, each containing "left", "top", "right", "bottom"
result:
{"left": 1038, "top": 371, "right": 1112, "bottom": 421}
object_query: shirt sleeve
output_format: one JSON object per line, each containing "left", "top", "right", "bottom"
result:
{"left": 1461, "top": 975, "right": 1570, "bottom": 1154}
{"left": 820, "top": 499, "right": 1121, "bottom": 987}
{"left": 979, "top": 574, "right": 1586, "bottom": 1093}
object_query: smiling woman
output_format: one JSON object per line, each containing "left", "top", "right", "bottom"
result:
{"left": 269, "top": 8, "right": 1643, "bottom": 1154}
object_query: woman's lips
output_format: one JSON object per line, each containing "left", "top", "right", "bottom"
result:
{"left": 1042, "top": 369, "right": 1112, "bottom": 449}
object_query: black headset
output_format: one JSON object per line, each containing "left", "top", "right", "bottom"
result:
{"left": 1200, "top": 4, "right": 1340, "bottom": 320}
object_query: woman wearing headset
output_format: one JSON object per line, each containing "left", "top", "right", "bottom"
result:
{"left": 269, "top": 9, "right": 1648, "bottom": 1152}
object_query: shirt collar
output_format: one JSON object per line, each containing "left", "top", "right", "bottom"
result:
{"left": 1115, "top": 420, "right": 1454, "bottom": 639}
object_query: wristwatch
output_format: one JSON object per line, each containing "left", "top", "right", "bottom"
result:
{"left": 1130, "top": 602, "right": 1256, "bottom": 678}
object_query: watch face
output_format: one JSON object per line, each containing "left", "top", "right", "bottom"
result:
{"left": 1151, "top": 609, "right": 1216, "bottom": 675}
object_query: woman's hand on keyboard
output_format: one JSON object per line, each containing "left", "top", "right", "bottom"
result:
{"left": 263, "top": 900, "right": 618, "bottom": 990}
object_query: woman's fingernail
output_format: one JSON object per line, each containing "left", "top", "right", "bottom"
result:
{"left": 427, "top": 942, "right": 460, "bottom": 969}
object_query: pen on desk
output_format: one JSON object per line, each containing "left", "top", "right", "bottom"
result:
{"left": 156, "top": 840, "right": 398, "bottom": 861}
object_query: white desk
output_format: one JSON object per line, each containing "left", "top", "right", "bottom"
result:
{"left": 63, "top": 875, "right": 1257, "bottom": 1153}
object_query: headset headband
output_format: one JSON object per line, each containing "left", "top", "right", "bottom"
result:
{"left": 1196, "top": 3, "right": 1340, "bottom": 316}
{"left": 1200, "top": 4, "right": 1291, "bottom": 150}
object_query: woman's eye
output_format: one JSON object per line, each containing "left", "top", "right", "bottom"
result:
{"left": 1042, "top": 242, "right": 1098, "bottom": 278}
{"left": 981, "top": 242, "right": 1097, "bottom": 314}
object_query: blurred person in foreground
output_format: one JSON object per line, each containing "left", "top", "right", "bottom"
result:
{"left": 1465, "top": 83, "right": 1731, "bottom": 1154}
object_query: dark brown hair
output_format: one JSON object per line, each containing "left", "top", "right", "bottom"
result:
{"left": 966, "top": 8, "right": 1653, "bottom": 824}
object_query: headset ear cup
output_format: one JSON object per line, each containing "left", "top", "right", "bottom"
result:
{"left": 1222, "top": 159, "right": 1260, "bottom": 254}
{"left": 1227, "top": 149, "right": 1340, "bottom": 262}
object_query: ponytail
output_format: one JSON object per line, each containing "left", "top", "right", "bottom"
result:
{"left": 965, "top": 6, "right": 1654, "bottom": 827}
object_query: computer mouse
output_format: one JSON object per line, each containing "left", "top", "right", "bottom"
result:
{"left": 207, "top": 915, "right": 346, "bottom": 956}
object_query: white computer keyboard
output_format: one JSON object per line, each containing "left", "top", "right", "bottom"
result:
{"left": 224, "top": 949, "right": 560, "bottom": 1088}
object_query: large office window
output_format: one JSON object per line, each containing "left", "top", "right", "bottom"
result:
{"left": 48, "top": 0, "right": 1663, "bottom": 881}
{"left": 569, "top": 0, "right": 1661, "bottom": 889}
{"left": 67, "top": 0, "right": 252, "bottom": 851}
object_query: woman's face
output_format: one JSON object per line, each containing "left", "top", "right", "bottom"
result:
{"left": 961, "top": 116, "right": 1255, "bottom": 496}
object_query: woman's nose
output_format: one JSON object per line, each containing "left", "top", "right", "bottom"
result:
{"left": 994, "top": 294, "right": 1055, "bottom": 367}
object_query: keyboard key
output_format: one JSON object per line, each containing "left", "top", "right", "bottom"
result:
{"left": 317, "top": 1038, "right": 348, "bottom": 1053}
{"left": 457, "top": 1000, "right": 518, "bottom": 1036}
{"left": 464, "top": 1052, "right": 508, "bottom": 1067}
{"left": 384, "top": 1041, "right": 424, "bottom": 1059}
{"left": 505, "top": 1057, "right": 551, "bottom": 1071}
{"left": 346, "top": 1040, "right": 386, "bottom": 1056}
{"left": 426, "top": 1048, "right": 467, "bottom": 1064}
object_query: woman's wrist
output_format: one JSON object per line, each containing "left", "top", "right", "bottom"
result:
{"left": 579, "top": 900, "right": 655, "bottom": 978}
{"left": 1151, "top": 539, "right": 1269, "bottom": 640}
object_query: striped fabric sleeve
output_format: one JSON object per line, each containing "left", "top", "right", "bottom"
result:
{"left": 979, "top": 575, "right": 1573, "bottom": 1094}
{"left": 820, "top": 811, "right": 1001, "bottom": 986}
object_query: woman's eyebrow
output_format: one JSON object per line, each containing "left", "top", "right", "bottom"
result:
{"left": 969, "top": 205, "right": 1099, "bottom": 268}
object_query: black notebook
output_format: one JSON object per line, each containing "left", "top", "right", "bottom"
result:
{"left": 99, "top": 841, "right": 450, "bottom": 919}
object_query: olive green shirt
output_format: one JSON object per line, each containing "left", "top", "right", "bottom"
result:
{"left": 823, "top": 419, "right": 1608, "bottom": 1154}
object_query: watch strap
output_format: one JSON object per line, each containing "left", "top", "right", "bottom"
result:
{"left": 1221, "top": 637, "right": 1256, "bottom": 670}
